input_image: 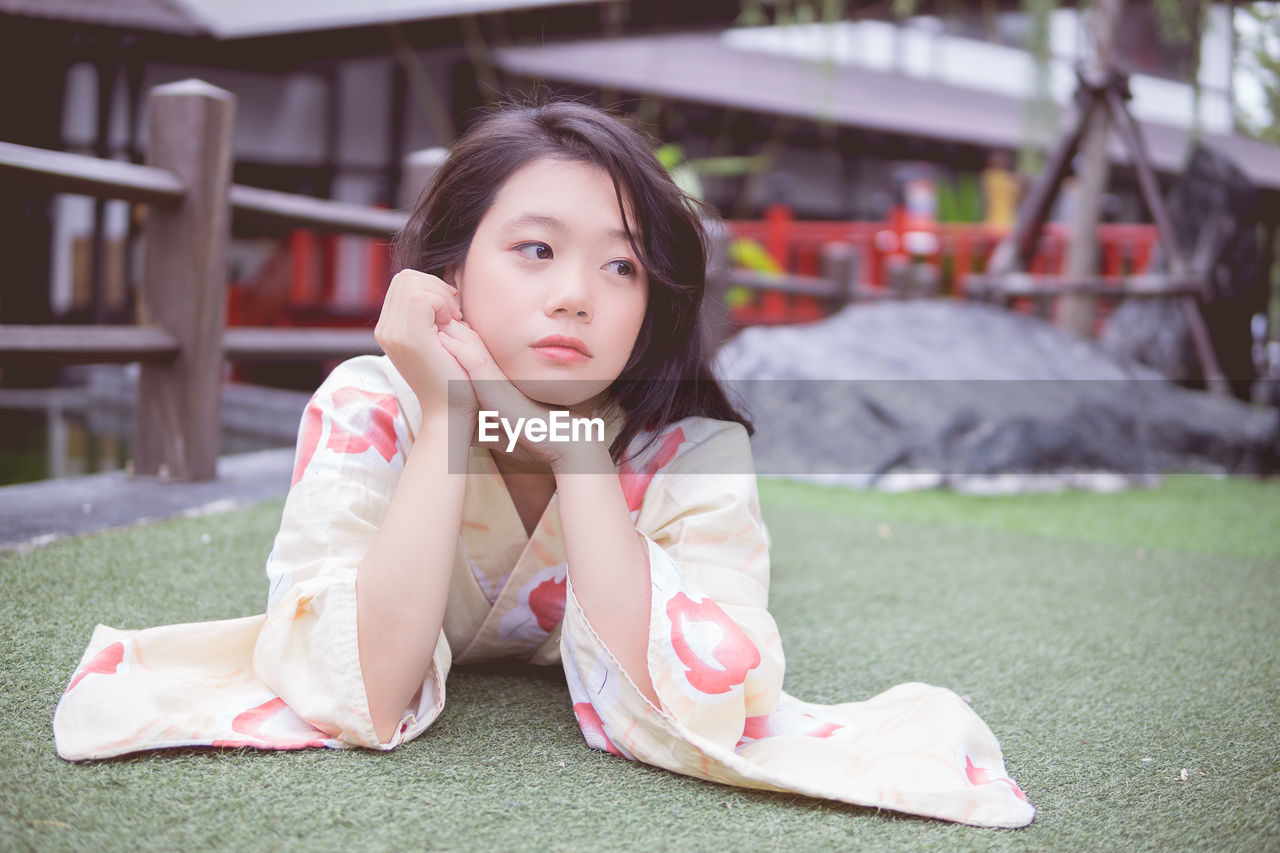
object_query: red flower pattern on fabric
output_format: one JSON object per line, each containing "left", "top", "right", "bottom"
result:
{"left": 325, "top": 388, "right": 400, "bottom": 462}
{"left": 618, "top": 427, "right": 686, "bottom": 512}
{"left": 210, "top": 697, "right": 329, "bottom": 750}
{"left": 572, "top": 702, "right": 622, "bottom": 756}
{"left": 291, "top": 402, "right": 324, "bottom": 487}
{"left": 741, "top": 714, "right": 774, "bottom": 741}
{"left": 965, "top": 755, "right": 1029, "bottom": 802}
{"left": 528, "top": 575, "right": 567, "bottom": 633}
{"left": 740, "top": 711, "right": 843, "bottom": 744}
{"left": 66, "top": 641, "right": 124, "bottom": 693}
{"left": 667, "top": 592, "right": 761, "bottom": 695}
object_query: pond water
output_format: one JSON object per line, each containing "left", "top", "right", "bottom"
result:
{"left": 0, "top": 398, "right": 291, "bottom": 487}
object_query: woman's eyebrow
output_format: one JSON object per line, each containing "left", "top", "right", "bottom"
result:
{"left": 505, "top": 213, "right": 565, "bottom": 234}
{"left": 504, "top": 212, "right": 632, "bottom": 245}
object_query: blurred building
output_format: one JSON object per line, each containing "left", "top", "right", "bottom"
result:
{"left": 494, "top": 4, "right": 1280, "bottom": 217}
{"left": 0, "top": 0, "right": 741, "bottom": 329}
{"left": 1, "top": 0, "right": 1278, "bottom": 330}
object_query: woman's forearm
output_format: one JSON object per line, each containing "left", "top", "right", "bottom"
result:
{"left": 357, "top": 413, "right": 469, "bottom": 743}
{"left": 554, "top": 449, "right": 660, "bottom": 707}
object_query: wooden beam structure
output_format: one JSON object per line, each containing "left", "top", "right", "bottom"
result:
{"left": 0, "top": 141, "right": 184, "bottom": 207}
{"left": 222, "top": 327, "right": 380, "bottom": 361}
{"left": 0, "top": 78, "right": 420, "bottom": 480}
{"left": 229, "top": 184, "right": 407, "bottom": 236}
{"left": 981, "top": 64, "right": 1229, "bottom": 394}
{"left": 0, "top": 325, "right": 178, "bottom": 366}
{"left": 134, "top": 80, "right": 235, "bottom": 482}
{"left": 966, "top": 273, "right": 1205, "bottom": 298}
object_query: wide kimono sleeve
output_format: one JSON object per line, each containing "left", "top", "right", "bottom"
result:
{"left": 250, "top": 355, "right": 451, "bottom": 750}
{"left": 52, "top": 356, "right": 450, "bottom": 760}
{"left": 557, "top": 418, "right": 1036, "bottom": 829}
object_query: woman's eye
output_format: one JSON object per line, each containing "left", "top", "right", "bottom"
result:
{"left": 515, "top": 242, "right": 553, "bottom": 260}
{"left": 607, "top": 259, "right": 638, "bottom": 277}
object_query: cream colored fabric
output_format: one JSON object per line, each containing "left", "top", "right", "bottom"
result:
{"left": 53, "top": 355, "right": 1034, "bottom": 828}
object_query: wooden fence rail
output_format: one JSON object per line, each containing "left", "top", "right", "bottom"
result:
{"left": 229, "top": 184, "right": 407, "bottom": 236}
{"left": 0, "top": 325, "right": 179, "bottom": 366}
{"left": 0, "top": 147, "right": 409, "bottom": 237}
{"left": 0, "top": 79, "right": 384, "bottom": 481}
{"left": 0, "top": 140, "right": 185, "bottom": 206}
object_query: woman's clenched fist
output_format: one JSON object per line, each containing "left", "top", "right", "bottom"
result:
{"left": 374, "top": 269, "right": 473, "bottom": 419}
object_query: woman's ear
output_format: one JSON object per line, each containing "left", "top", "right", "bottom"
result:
{"left": 444, "top": 264, "right": 466, "bottom": 296}
{"left": 443, "top": 265, "right": 464, "bottom": 310}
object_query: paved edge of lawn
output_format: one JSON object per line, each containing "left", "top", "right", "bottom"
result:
{"left": 0, "top": 448, "right": 295, "bottom": 552}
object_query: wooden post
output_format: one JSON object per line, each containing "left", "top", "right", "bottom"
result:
{"left": 134, "top": 80, "right": 235, "bottom": 481}
{"left": 1062, "top": 0, "right": 1125, "bottom": 337}
{"left": 702, "top": 217, "right": 733, "bottom": 352}
{"left": 1104, "top": 84, "right": 1228, "bottom": 392}
{"left": 90, "top": 59, "right": 117, "bottom": 325}
{"left": 819, "top": 241, "right": 859, "bottom": 309}
{"left": 1106, "top": 86, "right": 1189, "bottom": 275}
{"left": 398, "top": 147, "right": 448, "bottom": 211}
{"left": 954, "top": 232, "right": 972, "bottom": 297}
{"left": 985, "top": 87, "right": 1096, "bottom": 278}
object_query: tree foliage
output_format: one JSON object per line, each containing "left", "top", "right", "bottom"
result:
{"left": 1235, "top": 2, "right": 1280, "bottom": 144}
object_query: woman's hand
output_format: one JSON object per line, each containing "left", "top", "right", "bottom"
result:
{"left": 374, "top": 269, "right": 473, "bottom": 420}
{"left": 437, "top": 320, "right": 599, "bottom": 470}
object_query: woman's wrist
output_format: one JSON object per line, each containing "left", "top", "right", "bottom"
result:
{"left": 416, "top": 407, "right": 474, "bottom": 473}
{"left": 549, "top": 437, "right": 613, "bottom": 478}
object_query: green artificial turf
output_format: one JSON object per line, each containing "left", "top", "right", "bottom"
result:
{"left": 2, "top": 476, "right": 1278, "bottom": 852}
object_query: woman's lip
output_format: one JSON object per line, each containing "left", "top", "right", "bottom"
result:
{"left": 532, "top": 335, "right": 592, "bottom": 357}
{"left": 531, "top": 345, "right": 590, "bottom": 363}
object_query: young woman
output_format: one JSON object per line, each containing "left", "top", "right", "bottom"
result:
{"left": 53, "top": 102, "right": 1034, "bottom": 829}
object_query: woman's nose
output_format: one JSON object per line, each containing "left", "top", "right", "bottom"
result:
{"left": 546, "top": 265, "right": 592, "bottom": 320}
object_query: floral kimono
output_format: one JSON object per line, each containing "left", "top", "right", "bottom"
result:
{"left": 53, "top": 356, "right": 1035, "bottom": 829}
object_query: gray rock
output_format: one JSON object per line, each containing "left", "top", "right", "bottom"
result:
{"left": 1100, "top": 298, "right": 1196, "bottom": 383}
{"left": 714, "top": 301, "right": 1278, "bottom": 492}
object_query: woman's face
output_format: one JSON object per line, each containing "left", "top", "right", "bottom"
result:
{"left": 450, "top": 157, "right": 649, "bottom": 408}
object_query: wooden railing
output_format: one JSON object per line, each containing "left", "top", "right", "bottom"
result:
{"left": 0, "top": 80, "right": 393, "bottom": 481}
{"left": 0, "top": 79, "right": 1195, "bottom": 482}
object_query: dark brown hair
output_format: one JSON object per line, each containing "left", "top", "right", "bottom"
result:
{"left": 393, "top": 100, "right": 751, "bottom": 461}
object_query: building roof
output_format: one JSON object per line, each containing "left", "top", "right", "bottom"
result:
{"left": 169, "top": 0, "right": 618, "bottom": 40}
{"left": 492, "top": 31, "right": 1280, "bottom": 192}
{"left": 0, "top": 0, "right": 204, "bottom": 35}
{"left": 0, "top": 0, "right": 621, "bottom": 40}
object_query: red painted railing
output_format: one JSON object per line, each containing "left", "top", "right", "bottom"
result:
{"left": 231, "top": 213, "right": 1161, "bottom": 335}
{"left": 726, "top": 207, "right": 1159, "bottom": 330}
